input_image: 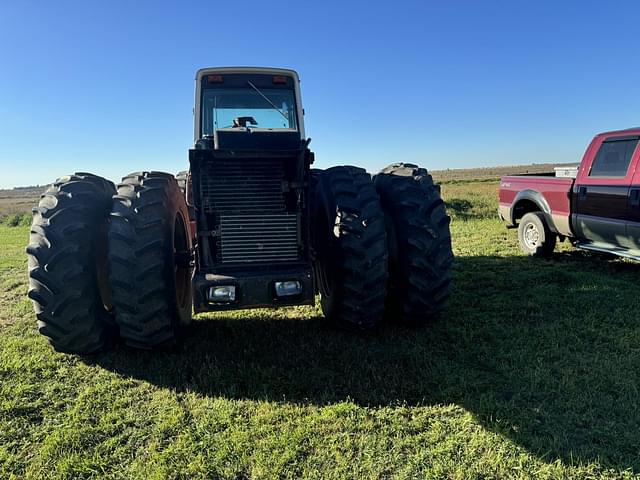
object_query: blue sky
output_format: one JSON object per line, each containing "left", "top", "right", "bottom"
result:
{"left": 1, "top": 0, "right": 640, "bottom": 188}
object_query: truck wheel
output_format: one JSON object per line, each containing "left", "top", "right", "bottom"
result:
{"left": 311, "top": 166, "right": 388, "bottom": 330}
{"left": 108, "top": 171, "right": 193, "bottom": 349}
{"left": 518, "top": 212, "right": 556, "bottom": 257}
{"left": 26, "top": 173, "right": 116, "bottom": 354}
{"left": 374, "top": 163, "right": 453, "bottom": 326}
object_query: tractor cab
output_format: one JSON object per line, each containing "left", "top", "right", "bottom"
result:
{"left": 194, "top": 68, "right": 306, "bottom": 152}
{"left": 188, "top": 68, "right": 315, "bottom": 312}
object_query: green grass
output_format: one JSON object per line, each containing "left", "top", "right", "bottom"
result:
{"left": 0, "top": 186, "right": 42, "bottom": 224}
{"left": 2, "top": 181, "right": 640, "bottom": 479}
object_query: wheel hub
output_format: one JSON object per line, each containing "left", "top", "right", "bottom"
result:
{"left": 523, "top": 222, "right": 541, "bottom": 249}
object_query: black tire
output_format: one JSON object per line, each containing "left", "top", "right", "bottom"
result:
{"left": 108, "top": 171, "right": 193, "bottom": 349}
{"left": 26, "top": 173, "right": 117, "bottom": 354}
{"left": 518, "top": 212, "right": 556, "bottom": 257}
{"left": 311, "top": 166, "right": 388, "bottom": 330}
{"left": 374, "top": 163, "right": 453, "bottom": 326}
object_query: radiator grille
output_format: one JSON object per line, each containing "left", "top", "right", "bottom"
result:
{"left": 201, "top": 159, "right": 285, "bottom": 213}
{"left": 219, "top": 214, "right": 299, "bottom": 263}
{"left": 200, "top": 158, "right": 300, "bottom": 263}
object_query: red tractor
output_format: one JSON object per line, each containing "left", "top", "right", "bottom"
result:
{"left": 27, "top": 67, "right": 453, "bottom": 353}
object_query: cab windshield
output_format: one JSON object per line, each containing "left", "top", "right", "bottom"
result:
{"left": 201, "top": 87, "right": 298, "bottom": 135}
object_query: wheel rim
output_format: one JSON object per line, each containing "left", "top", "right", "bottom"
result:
{"left": 523, "top": 222, "right": 541, "bottom": 249}
{"left": 173, "top": 213, "right": 191, "bottom": 311}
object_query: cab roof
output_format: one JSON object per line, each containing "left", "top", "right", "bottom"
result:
{"left": 596, "top": 127, "right": 640, "bottom": 137}
{"left": 195, "top": 66, "right": 300, "bottom": 82}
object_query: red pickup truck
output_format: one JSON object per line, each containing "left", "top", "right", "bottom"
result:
{"left": 499, "top": 127, "right": 640, "bottom": 259}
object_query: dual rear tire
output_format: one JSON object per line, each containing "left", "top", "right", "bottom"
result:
{"left": 311, "top": 163, "right": 453, "bottom": 329}
{"left": 27, "top": 171, "right": 193, "bottom": 354}
{"left": 27, "top": 163, "right": 454, "bottom": 353}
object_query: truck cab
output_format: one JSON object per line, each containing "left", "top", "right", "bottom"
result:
{"left": 499, "top": 128, "right": 640, "bottom": 259}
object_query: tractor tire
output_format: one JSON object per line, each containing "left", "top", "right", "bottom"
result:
{"left": 517, "top": 212, "right": 556, "bottom": 257}
{"left": 26, "top": 173, "right": 116, "bottom": 354}
{"left": 108, "top": 171, "right": 193, "bottom": 349}
{"left": 374, "top": 163, "right": 453, "bottom": 326}
{"left": 311, "top": 166, "right": 388, "bottom": 330}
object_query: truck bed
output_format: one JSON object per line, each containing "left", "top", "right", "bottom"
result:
{"left": 499, "top": 174, "right": 574, "bottom": 237}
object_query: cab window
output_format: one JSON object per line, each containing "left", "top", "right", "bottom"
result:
{"left": 201, "top": 88, "right": 297, "bottom": 136}
{"left": 589, "top": 137, "right": 639, "bottom": 177}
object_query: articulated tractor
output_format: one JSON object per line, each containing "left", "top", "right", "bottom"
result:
{"left": 27, "top": 67, "right": 453, "bottom": 353}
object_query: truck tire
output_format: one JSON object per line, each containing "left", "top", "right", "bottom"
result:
{"left": 518, "top": 212, "right": 556, "bottom": 257}
{"left": 108, "top": 171, "right": 193, "bottom": 349}
{"left": 374, "top": 163, "right": 453, "bottom": 326}
{"left": 311, "top": 166, "right": 388, "bottom": 330}
{"left": 26, "top": 173, "right": 116, "bottom": 354}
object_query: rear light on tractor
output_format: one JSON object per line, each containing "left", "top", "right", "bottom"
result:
{"left": 208, "top": 285, "right": 236, "bottom": 302}
{"left": 274, "top": 280, "right": 302, "bottom": 297}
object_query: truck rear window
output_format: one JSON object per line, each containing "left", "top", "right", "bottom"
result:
{"left": 589, "top": 137, "right": 639, "bottom": 177}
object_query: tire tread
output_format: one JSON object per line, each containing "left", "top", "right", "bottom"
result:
{"left": 26, "top": 173, "right": 116, "bottom": 354}
{"left": 374, "top": 163, "right": 453, "bottom": 325}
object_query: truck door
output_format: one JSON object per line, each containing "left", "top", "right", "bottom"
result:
{"left": 573, "top": 134, "right": 640, "bottom": 250}
{"left": 628, "top": 162, "right": 640, "bottom": 255}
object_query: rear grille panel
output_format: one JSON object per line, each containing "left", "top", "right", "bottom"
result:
{"left": 200, "top": 158, "right": 302, "bottom": 264}
{"left": 219, "top": 214, "right": 299, "bottom": 263}
{"left": 201, "top": 159, "right": 286, "bottom": 213}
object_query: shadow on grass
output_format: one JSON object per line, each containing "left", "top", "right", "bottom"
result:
{"left": 90, "top": 252, "right": 640, "bottom": 471}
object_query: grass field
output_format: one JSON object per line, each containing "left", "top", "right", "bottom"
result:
{"left": 430, "top": 162, "right": 578, "bottom": 184}
{"left": 0, "top": 187, "right": 43, "bottom": 227}
{"left": 1, "top": 174, "right": 640, "bottom": 478}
